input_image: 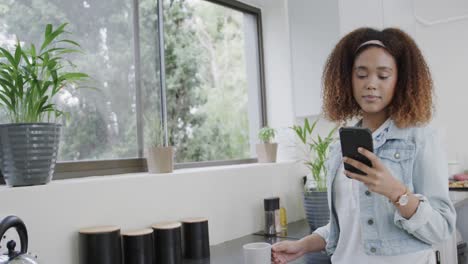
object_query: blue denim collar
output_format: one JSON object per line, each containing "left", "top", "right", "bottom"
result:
{"left": 355, "top": 119, "right": 408, "bottom": 141}
{"left": 386, "top": 120, "right": 410, "bottom": 140}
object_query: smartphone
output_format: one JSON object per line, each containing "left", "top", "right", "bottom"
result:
{"left": 339, "top": 127, "right": 374, "bottom": 176}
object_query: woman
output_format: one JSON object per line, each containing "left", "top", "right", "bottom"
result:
{"left": 272, "top": 28, "right": 456, "bottom": 264}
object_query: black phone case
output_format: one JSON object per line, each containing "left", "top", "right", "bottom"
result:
{"left": 339, "top": 127, "right": 374, "bottom": 176}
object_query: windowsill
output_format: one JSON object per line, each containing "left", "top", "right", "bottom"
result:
{"left": 51, "top": 158, "right": 263, "bottom": 180}
{"left": 0, "top": 160, "right": 297, "bottom": 191}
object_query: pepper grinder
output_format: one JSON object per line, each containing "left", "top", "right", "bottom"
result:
{"left": 264, "top": 197, "right": 280, "bottom": 236}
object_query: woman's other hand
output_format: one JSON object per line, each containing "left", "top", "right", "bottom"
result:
{"left": 271, "top": 240, "right": 305, "bottom": 264}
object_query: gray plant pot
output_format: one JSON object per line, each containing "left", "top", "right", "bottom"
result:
{"left": 0, "top": 123, "right": 61, "bottom": 187}
{"left": 303, "top": 191, "right": 330, "bottom": 231}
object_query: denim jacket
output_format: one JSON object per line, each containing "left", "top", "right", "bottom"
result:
{"left": 313, "top": 120, "right": 456, "bottom": 256}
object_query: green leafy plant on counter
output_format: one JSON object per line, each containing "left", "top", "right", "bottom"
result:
{"left": 0, "top": 23, "right": 89, "bottom": 123}
{"left": 291, "top": 117, "right": 337, "bottom": 192}
{"left": 258, "top": 126, "right": 276, "bottom": 143}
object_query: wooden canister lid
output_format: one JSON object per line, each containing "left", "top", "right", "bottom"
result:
{"left": 79, "top": 225, "right": 120, "bottom": 234}
{"left": 181, "top": 217, "right": 208, "bottom": 223}
{"left": 121, "top": 228, "right": 153, "bottom": 236}
{"left": 152, "top": 221, "right": 181, "bottom": 230}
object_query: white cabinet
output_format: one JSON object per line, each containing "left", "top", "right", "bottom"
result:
{"left": 337, "top": 0, "right": 415, "bottom": 38}
{"left": 338, "top": 0, "right": 383, "bottom": 36}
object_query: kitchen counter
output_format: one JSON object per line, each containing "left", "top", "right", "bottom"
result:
{"left": 183, "top": 219, "right": 330, "bottom": 264}
{"left": 181, "top": 191, "right": 468, "bottom": 264}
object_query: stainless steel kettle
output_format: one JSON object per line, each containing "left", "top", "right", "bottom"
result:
{"left": 0, "top": 216, "right": 38, "bottom": 264}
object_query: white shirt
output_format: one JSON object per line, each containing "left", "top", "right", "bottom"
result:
{"left": 331, "top": 119, "right": 435, "bottom": 264}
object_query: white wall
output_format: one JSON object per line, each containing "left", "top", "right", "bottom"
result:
{"left": 0, "top": 163, "right": 304, "bottom": 263}
{"left": 288, "top": 0, "right": 340, "bottom": 118}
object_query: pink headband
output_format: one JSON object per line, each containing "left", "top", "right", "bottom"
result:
{"left": 355, "top": 40, "right": 386, "bottom": 53}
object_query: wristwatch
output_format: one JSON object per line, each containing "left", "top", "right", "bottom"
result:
{"left": 394, "top": 188, "right": 409, "bottom": 206}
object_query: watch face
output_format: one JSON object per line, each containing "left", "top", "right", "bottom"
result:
{"left": 399, "top": 195, "right": 409, "bottom": 206}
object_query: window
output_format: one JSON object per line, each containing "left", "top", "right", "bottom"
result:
{"left": 0, "top": 0, "right": 266, "bottom": 177}
{"left": 0, "top": 0, "right": 138, "bottom": 161}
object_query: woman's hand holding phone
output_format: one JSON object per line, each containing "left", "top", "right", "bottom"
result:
{"left": 343, "top": 147, "right": 406, "bottom": 202}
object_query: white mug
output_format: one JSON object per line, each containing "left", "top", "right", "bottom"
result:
{"left": 243, "top": 242, "right": 271, "bottom": 264}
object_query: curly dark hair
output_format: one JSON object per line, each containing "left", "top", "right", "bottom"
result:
{"left": 321, "top": 27, "right": 433, "bottom": 128}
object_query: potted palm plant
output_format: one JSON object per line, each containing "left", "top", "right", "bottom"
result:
{"left": 291, "top": 117, "right": 337, "bottom": 230}
{"left": 256, "top": 126, "right": 277, "bottom": 163}
{"left": 0, "top": 23, "right": 89, "bottom": 186}
{"left": 144, "top": 116, "right": 174, "bottom": 173}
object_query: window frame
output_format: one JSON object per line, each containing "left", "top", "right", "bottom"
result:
{"left": 52, "top": 0, "right": 267, "bottom": 179}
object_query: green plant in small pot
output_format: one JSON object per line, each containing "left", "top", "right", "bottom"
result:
{"left": 0, "top": 23, "right": 89, "bottom": 186}
{"left": 256, "top": 126, "right": 277, "bottom": 163}
{"left": 291, "top": 117, "right": 337, "bottom": 230}
{"left": 144, "top": 116, "right": 174, "bottom": 173}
